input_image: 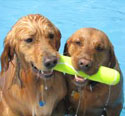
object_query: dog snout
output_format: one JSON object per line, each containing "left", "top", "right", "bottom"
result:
{"left": 43, "top": 56, "right": 58, "bottom": 69}
{"left": 78, "top": 58, "right": 92, "bottom": 71}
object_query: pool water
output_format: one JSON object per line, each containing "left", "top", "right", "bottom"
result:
{"left": 0, "top": 0, "right": 125, "bottom": 115}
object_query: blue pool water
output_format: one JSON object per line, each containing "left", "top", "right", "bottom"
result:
{"left": 0, "top": 0, "right": 125, "bottom": 115}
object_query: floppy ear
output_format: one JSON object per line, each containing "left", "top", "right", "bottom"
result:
{"left": 1, "top": 41, "right": 24, "bottom": 88}
{"left": 109, "top": 44, "right": 116, "bottom": 68}
{"left": 63, "top": 43, "right": 68, "bottom": 55}
{"left": 55, "top": 28, "right": 61, "bottom": 51}
{"left": 63, "top": 39, "right": 71, "bottom": 56}
{"left": 1, "top": 42, "right": 15, "bottom": 74}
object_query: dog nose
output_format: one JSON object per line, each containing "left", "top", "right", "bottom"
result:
{"left": 44, "top": 56, "right": 58, "bottom": 69}
{"left": 78, "top": 59, "right": 92, "bottom": 71}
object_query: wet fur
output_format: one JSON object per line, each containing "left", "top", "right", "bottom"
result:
{"left": 0, "top": 14, "right": 67, "bottom": 116}
{"left": 64, "top": 28, "right": 123, "bottom": 116}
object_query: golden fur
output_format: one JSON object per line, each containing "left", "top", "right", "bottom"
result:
{"left": 0, "top": 14, "right": 67, "bottom": 116}
{"left": 64, "top": 28, "right": 123, "bottom": 116}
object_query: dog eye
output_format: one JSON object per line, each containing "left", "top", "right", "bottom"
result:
{"left": 95, "top": 46, "right": 104, "bottom": 51}
{"left": 48, "top": 33, "right": 54, "bottom": 39}
{"left": 75, "top": 41, "right": 81, "bottom": 45}
{"left": 25, "top": 38, "right": 33, "bottom": 43}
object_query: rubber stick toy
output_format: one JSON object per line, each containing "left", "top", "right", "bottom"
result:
{"left": 54, "top": 55, "right": 120, "bottom": 85}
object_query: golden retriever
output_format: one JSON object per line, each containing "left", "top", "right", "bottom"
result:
{"left": 64, "top": 28, "right": 123, "bottom": 116}
{"left": 0, "top": 14, "right": 67, "bottom": 116}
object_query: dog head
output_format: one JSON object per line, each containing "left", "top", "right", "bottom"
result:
{"left": 1, "top": 14, "right": 61, "bottom": 79}
{"left": 64, "top": 28, "right": 116, "bottom": 86}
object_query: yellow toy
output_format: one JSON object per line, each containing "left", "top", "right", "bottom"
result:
{"left": 54, "top": 55, "right": 120, "bottom": 85}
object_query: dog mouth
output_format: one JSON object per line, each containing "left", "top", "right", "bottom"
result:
{"left": 73, "top": 75, "right": 88, "bottom": 87}
{"left": 73, "top": 67, "right": 99, "bottom": 87}
{"left": 31, "top": 63, "right": 54, "bottom": 78}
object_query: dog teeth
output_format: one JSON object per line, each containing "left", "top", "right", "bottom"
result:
{"left": 75, "top": 75, "right": 87, "bottom": 82}
{"left": 41, "top": 71, "right": 44, "bottom": 74}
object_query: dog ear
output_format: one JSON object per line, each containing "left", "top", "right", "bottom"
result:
{"left": 1, "top": 42, "right": 15, "bottom": 74}
{"left": 1, "top": 43, "right": 24, "bottom": 88}
{"left": 63, "top": 39, "right": 71, "bottom": 56}
{"left": 55, "top": 28, "right": 61, "bottom": 51}
{"left": 12, "top": 67, "right": 24, "bottom": 88}
{"left": 109, "top": 44, "right": 116, "bottom": 68}
{"left": 63, "top": 43, "right": 68, "bottom": 55}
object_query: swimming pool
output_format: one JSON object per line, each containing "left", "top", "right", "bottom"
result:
{"left": 0, "top": 0, "right": 125, "bottom": 115}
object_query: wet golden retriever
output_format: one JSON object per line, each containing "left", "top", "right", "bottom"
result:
{"left": 64, "top": 28, "right": 123, "bottom": 116}
{"left": 0, "top": 14, "right": 67, "bottom": 116}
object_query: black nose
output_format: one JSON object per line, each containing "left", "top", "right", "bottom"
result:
{"left": 44, "top": 56, "right": 58, "bottom": 69}
{"left": 78, "top": 59, "right": 92, "bottom": 71}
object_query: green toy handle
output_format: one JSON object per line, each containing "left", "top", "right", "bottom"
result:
{"left": 54, "top": 55, "right": 120, "bottom": 85}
